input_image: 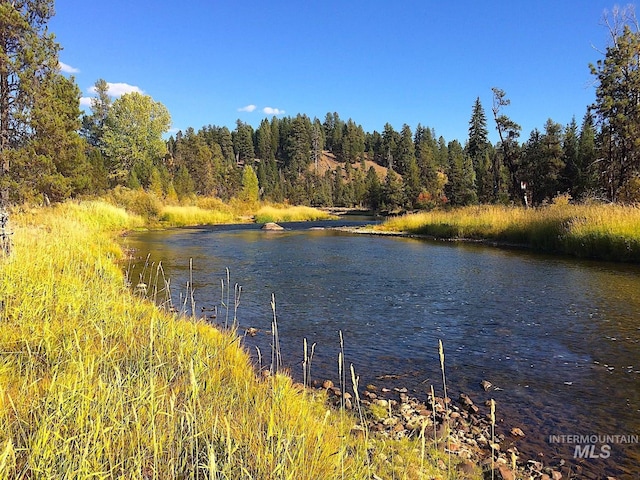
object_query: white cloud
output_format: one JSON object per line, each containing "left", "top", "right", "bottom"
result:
{"left": 59, "top": 61, "right": 80, "bottom": 74}
{"left": 80, "top": 97, "right": 93, "bottom": 107}
{"left": 263, "top": 107, "right": 285, "bottom": 115}
{"left": 89, "top": 82, "right": 143, "bottom": 97}
{"left": 238, "top": 104, "right": 257, "bottom": 112}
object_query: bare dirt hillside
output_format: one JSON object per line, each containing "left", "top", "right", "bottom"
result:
{"left": 311, "top": 151, "right": 388, "bottom": 179}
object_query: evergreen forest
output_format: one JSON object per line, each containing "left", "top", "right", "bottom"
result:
{"left": 3, "top": 2, "right": 640, "bottom": 211}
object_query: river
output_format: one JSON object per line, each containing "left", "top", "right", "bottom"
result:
{"left": 124, "top": 219, "right": 640, "bottom": 478}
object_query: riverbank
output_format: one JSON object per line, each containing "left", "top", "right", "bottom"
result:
{"left": 103, "top": 186, "right": 338, "bottom": 227}
{"left": 317, "top": 379, "right": 579, "bottom": 480}
{"left": 364, "top": 204, "right": 640, "bottom": 263}
{"left": 0, "top": 200, "right": 486, "bottom": 479}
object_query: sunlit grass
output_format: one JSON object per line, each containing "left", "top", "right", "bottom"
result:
{"left": 0, "top": 200, "right": 477, "bottom": 479}
{"left": 255, "top": 205, "right": 337, "bottom": 223}
{"left": 159, "top": 205, "right": 240, "bottom": 226}
{"left": 376, "top": 204, "right": 640, "bottom": 262}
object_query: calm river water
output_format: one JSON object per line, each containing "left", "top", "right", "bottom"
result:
{"left": 125, "top": 220, "right": 640, "bottom": 478}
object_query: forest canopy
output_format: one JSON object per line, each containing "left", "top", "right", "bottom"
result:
{"left": 2, "top": 2, "right": 640, "bottom": 209}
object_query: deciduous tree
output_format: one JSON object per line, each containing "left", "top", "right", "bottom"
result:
{"left": 102, "top": 92, "right": 171, "bottom": 185}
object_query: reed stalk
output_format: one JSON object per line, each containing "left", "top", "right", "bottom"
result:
{"left": 270, "top": 294, "right": 281, "bottom": 373}
{"left": 438, "top": 339, "right": 450, "bottom": 476}
{"left": 490, "top": 399, "right": 496, "bottom": 480}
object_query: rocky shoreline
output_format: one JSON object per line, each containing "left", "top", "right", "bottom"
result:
{"left": 313, "top": 378, "right": 609, "bottom": 480}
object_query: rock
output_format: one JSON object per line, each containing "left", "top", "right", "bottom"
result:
{"left": 527, "top": 460, "right": 543, "bottom": 472}
{"left": 392, "top": 422, "right": 405, "bottom": 433}
{"left": 551, "top": 471, "right": 562, "bottom": 480}
{"left": 435, "top": 423, "right": 448, "bottom": 440}
{"left": 245, "top": 327, "right": 258, "bottom": 337}
{"left": 322, "top": 379, "right": 334, "bottom": 389}
{"left": 366, "top": 384, "right": 378, "bottom": 391}
{"left": 416, "top": 406, "right": 430, "bottom": 417}
{"left": 510, "top": 427, "right": 525, "bottom": 437}
{"left": 374, "top": 399, "right": 389, "bottom": 408}
{"left": 459, "top": 393, "right": 474, "bottom": 407}
{"left": 382, "top": 416, "right": 399, "bottom": 427}
{"left": 261, "top": 222, "right": 284, "bottom": 231}
{"left": 458, "top": 460, "right": 476, "bottom": 474}
{"left": 481, "top": 380, "right": 493, "bottom": 391}
{"left": 496, "top": 464, "right": 515, "bottom": 480}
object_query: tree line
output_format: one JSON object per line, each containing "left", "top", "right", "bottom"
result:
{"left": 2, "top": 1, "right": 640, "bottom": 210}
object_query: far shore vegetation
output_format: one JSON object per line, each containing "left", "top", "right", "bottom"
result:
{"left": 374, "top": 199, "right": 640, "bottom": 263}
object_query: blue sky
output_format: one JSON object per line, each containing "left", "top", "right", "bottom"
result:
{"left": 51, "top": 1, "right": 623, "bottom": 143}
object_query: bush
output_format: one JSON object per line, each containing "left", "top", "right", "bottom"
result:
{"left": 618, "top": 176, "right": 640, "bottom": 204}
{"left": 105, "top": 186, "right": 163, "bottom": 219}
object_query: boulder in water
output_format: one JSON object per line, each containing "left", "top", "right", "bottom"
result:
{"left": 262, "top": 222, "right": 284, "bottom": 231}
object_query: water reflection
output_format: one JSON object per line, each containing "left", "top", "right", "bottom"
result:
{"left": 124, "top": 222, "right": 640, "bottom": 478}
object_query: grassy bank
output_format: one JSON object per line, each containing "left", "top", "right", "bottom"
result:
{"left": 103, "top": 187, "right": 336, "bottom": 227}
{"left": 0, "top": 200, "right": 474, "bottom": 479}
{"left": 254, "top": 205, "right": 337, "bottom": 223}
{"left": 375, "top": 204, "right": 640, "bottom": 262}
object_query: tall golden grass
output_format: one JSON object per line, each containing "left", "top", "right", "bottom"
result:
{"left": 377, "top": 204, "right": 640, "bottom": 262}
{"left": 102, "top": 187, "right": 336, "bottom": 227}
{"left": 0, "top": 200, "right": 473, "bottom": 479}
{"left": 254, "top": 205, "right": 336, "bottom": 223}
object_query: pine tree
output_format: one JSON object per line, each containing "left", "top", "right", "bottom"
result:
{"left": 590, "top": 6, "right": 640, "bottom": 200}
{"left": 491, "top": 88, "right": 522, "bottom": 203}
{"left": 578, "top": 113, "right": 599, "bottom": 197}
{"left": 395, "top": 124, "right": 415, "bottom": 176}
{"left": 446, "top": 140, "right": 477, "bottom": 205}
{"left": 382, "top": 168, "right": 405, "bottom": 211}
{"left": 365, "top": 167, "right": 382, "bottom": 210}
{"left": 0, "top": 0, "right": 59, "bottom": 204}
{"left": 381, "top": 123, "right": 399, "bottom": 170}
{"left": 81, "top": 79, "right": 111, "bottom": 148}
{"left": 285, "top": 114, "right": 311, "bottom": 180}
{"left": 233, "top": 120, "right": 255, "bottom": 162}
{"left": 256, "top": 118, "right": 274, "bottom": 161}
{"left": 467, "top": 97, "right": 491, "bottom": 202}
{"left": 403, "top": 155, "right": 421, "bottom": 207}
{"left": 561, "top": 117, "right": 580, "bottom": 198}
{"left": 27, "top": 72, "right": 90, "bottom": 201}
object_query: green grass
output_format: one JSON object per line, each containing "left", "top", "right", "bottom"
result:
{"left": 376, "top": 204, "right": 640, "bottom": 262}
{"left": 0, "top": 200, "right": 478, "bottom": 479}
